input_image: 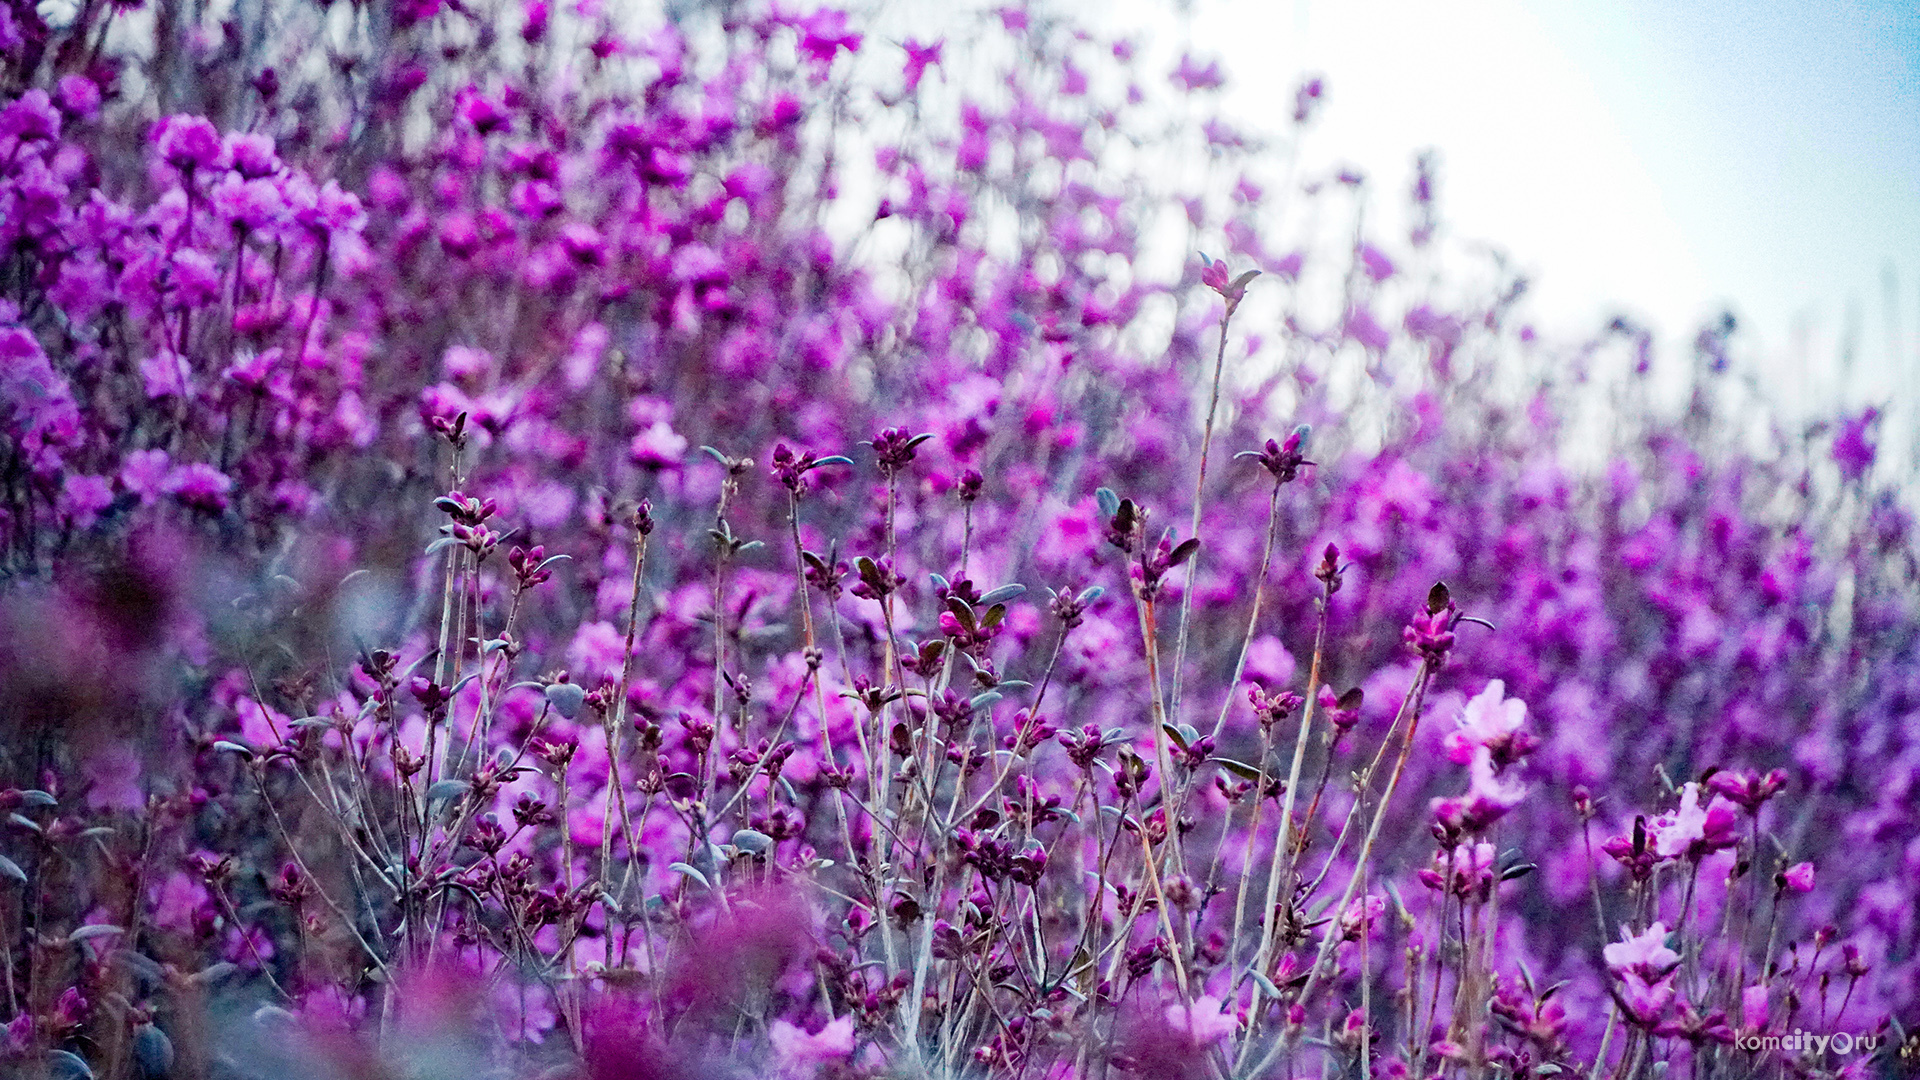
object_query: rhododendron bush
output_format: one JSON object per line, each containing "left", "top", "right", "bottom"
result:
{"left": 0, "top": 0, "right": 1914, "bottom": 1077}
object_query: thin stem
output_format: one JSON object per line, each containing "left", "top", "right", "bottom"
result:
{"left": 1168, "top": 308, "right": 1234, "bottom": 725}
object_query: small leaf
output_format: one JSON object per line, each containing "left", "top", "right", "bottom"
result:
{"left": 1426, "top": 581, "right": 1451, "bottom": 614}
{"left": 424, "top": 536, "right": 460, "bottom": 557}
{"left": 1095, "top": 487, "right": 1121, "bottom": 518}
{"left": 68, "top": 924, "right": 124, "bottom": 944}
{"left": 1230, "top": 268, "right": 1263, "bottom": 292}
{"left": 1215, "top": 758, "right": 1264, "bottom": 782}
{"left": 978, "top": 583, "right": 1026, "bottom": 606}
{"left": 1500, "top": 863, "right": 1536, "bottom": 882}
{"left": 1168, "top": 537, "right": 1201, "bottom": 568}
{"left": 802, "top": 550, "right": 829, "bottom": 573}
{"left": 1337, "top": 687, "right": 1365, "bottom": 711}
{"left": 736, "top": 540, "right": 765, "bottom": 554}
{"left": 905, "top": 432, "right": 936, "bottom": 449}
{"left": 668, "top": 862, "right": 710, "bottom": 889}
{"left": 133, "top": 1023, "right": 175, "bottom": 1075}
{"left": 0, "top": 854, "right": 24, "bottom": 884}
{"left": 699, "top": 445, "right": 730, "bottom": 465}
{"left": 426, "top": 779, "right": 470, "bottom": 802}
{"left": 46, "top": 1049, "right": 92, "bottom": 1080}
{"left": 1250, "top": 969, "right": 1283, "bottom": 999}
{"left": 929, "top": 572, "right": 950, "bottom": 592}
{"left": 8, "top": 814, "right": 41, "bottom": 834}
{"left": 944, "top": 596, "right": 978, "bottom": 633}
{"left": 545, "top": 682, "right": 587, "bottom": 719}
{"left": 189, "top": 961, "right": 237, "bottom": 985}
{"left": 17, "top": 790, "right": 54, "bottom": 807}
{"left": 968, "top": 692, "right": 1002, "bottom": 712}
{"left": 534, "top": 553, "right": 573, "bottom": 573}
{"left": 1079, "top": 586, "right": 1106, "bottom": 603}
{"left": 212, "top": 740, "right": 255, "bottom": 760}
{"left": 1161, "top": 723, "right": 1190, "bottom": 751}
{"left": 730, "top": 829, "right": 773, "bottom": 855}
{"left": 809, "top": 455, "right": 854, "bottom": 469}
{"left": 979, "top": 604, "right": 1006, "bottom": 631}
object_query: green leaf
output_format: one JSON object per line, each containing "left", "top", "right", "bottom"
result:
{"left": 0, "top": 854, "right": 25, "bottom": 885}
{"left": 426, "top": 779, "right": 470, "bottom": 802}
{"left": 1426, "top": 581, "right": 1451, "bottom": 614}
{"left": 1168, "top": 537, "right": 1201, "bottom": 568}
{"left": 1095, "top": 488, "right": 1121, "bottom": 518}
{"left": 668, "top": 862, "right": 710, "bottom": 889}
{"left": 979, "top": 583, "right": 1026, "bottom": 606}
{"left": 1215, "top": 758, "right": 1264, "bottom": 782}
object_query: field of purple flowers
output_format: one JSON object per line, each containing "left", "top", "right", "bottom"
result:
{"left": 0, "top": 0, "right": 1915, "bottom": 1077}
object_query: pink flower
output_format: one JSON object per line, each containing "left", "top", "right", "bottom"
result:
{"left": 59, "top": 474, "right": 113, "bottom": 528}
{"left": 1442, "top": 680, "right": 1538, "bottom": 768}
{"left": 769, "top": 1015, "right": 855, "bottom": 1073}
{"left": 1604, "top": 923, "right": 1681, "bottom": 1024}
{"left": 628, "top": 419, "right": 688, "bottom": 468}
{"left": 1431, "top": 745, "right": 1526, "bottom": 834}
{"left": 901, "top": 38, "right": 943, "bottom": 92}
{"left": 796, "top": 9, "right": 862, "bottom": 70}
{"left": 1164, "top": 994, "right": 1236, "bottom": 1046}
{"left": 1832, "top": 407, "right": 1878, "bottom": 482}
{"left": 1781, "top": 861, "right": 1815, "bottom": 893}
{"left": 1171, "top": 53, "right": 1225, "bottom": 92}
{"left": 567, "top": 621, "right": 629, "bottom": 684}
{"left": 1647, "top": 782, "right": 1740, "bottom": 860}
{"left": 163, "top": 463, "right": 235, "bottom": 512}
{"left": 1603, "top": 922, "right": 1680, "bottom": 979}
{"left": 119, "top": 449, "right": 173, "bottom": 506}
{"left": 153, "top": 114, "right": 223, "bottom": 170}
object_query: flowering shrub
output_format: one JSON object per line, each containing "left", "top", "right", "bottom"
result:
{"left": 0, "top": 1, "right": 1915, "bottom": 1078}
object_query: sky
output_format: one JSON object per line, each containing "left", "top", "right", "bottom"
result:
{"left": 1111, "top": 0, "right": 1920, "bottom": 414}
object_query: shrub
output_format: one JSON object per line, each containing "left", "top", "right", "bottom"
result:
{"left": 0, "top": 1, "right": 1913, "bottom": 1077}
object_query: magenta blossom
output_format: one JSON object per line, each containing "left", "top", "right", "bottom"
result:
{"left": 1647, "top": 782, "right": 1741, "bottom": 860}
{"left": 1441, "top": 679, "right": 1538, "bottom": 769}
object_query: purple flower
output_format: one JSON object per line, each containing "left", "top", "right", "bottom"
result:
{"left": 1441, "top": 680, "right": 1539, "bottom": 769}
{"left": 1359, "top": 243, "right": 1395, "bottom": 282}
{"left": 901, "top": 38, "right": 943, "bottom": 92}
{"left": 1832, "top": 407, "right": 1878, "bottom": 482}
{"left": 768, "top": 1015, "right": 856, "bottom": 1073}
{"left": 119, "top": 449, "right": 173, "bottom": 506}
{"left": 154, "top": 114, "right": 224, "bottom": 170}
{"left": 1164, "top": 995, "right": 1236, "bottom": 1046}
{"left": 59, "top": 474, "right": 114, "bottom": 528}
{"left": 1647, "top": 782, "right": 1741, "bottom": 860}
{"left": 1171, "top": 53, "right": 1225, "bottom": 92}
{"left": 797, "top": 9, "right": 863, "bottom": 69}
{"left": 629, "top": 420, "right": 688, "bottom": 468}
{"left": 163, "top": 463, "right": 235, "bottom": 512}
{"left": 1781, "top": 861, "right": 1815, "bottom": 893}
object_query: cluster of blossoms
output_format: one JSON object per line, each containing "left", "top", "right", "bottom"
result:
{"left": 0, "top": 0, "right": 1913, "bottom": 1078}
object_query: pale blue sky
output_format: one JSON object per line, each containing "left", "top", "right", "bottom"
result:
{"left": 1124, "top": 0, "right": 1920, "bottom": 408}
